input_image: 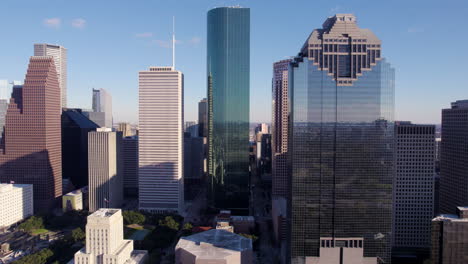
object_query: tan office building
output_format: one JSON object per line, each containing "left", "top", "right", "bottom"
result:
{"left": 74, "top": 208, "right": 147, "bottom": 264}
{"left": 88, "top": 128, "right": 122, "bottom": 212}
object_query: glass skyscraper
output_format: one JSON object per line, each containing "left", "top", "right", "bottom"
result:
{"left": 207, "top": 7, "right": 250, "bottom": 213}
{"left": 288, "top": 14, "right": 395, "bottom": 263}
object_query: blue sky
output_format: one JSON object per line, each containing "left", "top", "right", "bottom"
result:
{"left": 0, "top": 0, "right": 467, "bottom": 124}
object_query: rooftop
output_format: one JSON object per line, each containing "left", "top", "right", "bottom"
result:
{"left": 89, "top": 208, "right": 120, "bottom": 218}
{"left": 63, "top": 109, "right": 100, "bottom": 129}
{"left": 0, "top": 184, "right": 32, "bottom": 193}
{"left": 451, "top": 100, "right": 468, "bottom": 109}
{"left": 64, "top": 189, "right": 83, "bottom": 196}
{"left": 176, "top": 229, "right": 252, "bottom": 258}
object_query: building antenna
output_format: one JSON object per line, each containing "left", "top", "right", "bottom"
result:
{"left": 172, "top": 16, "right": 175, "bottom": 69}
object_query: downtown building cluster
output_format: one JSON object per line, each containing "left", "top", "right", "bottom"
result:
{"left": 0, "top": 7, "right": 468, "bottom": 264}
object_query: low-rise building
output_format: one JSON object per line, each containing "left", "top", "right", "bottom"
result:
{"left": 175, "top": 229, "right": 253, "bottom": 264}
{"left": 62, "top": 189, "right": 84, "bottom": 212}
{"left": 0, "top": 184, "right": 33, "bottom": 228}
{"left": 74, "top": 208, "right": 147, "bottom": 264}
{"left": 431, "top": 206, "right": 468, "bottom": 264}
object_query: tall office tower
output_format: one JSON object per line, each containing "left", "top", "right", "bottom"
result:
{"left": 74, "top": 209, "right": 148, "bottom": 264}
{"left": 393, "top": 122, "right": 435, "bottom": 261}
{"left": 123, "top": 136, "right": 138, "bottom": 198}
{"left": 88, "top": 128, "right": 122, "bottom": 212}
{"left": 34, "top": 44, "right": 67, "bottom": 108}
{"left": 118, "top": 122, "right": 132, "bottom": 137}
{"left": 440, "top": 100, "right": 468, "bottom": 214}
{"left": 431, "top": 207, "right": 468, "bottom": 264}
{"left": 207, "top": 7, "right": 250, "bottom": 213}
{"left": 185, "top": 121, "right": 199, "bottom": 138}
{"left": 288, "top": 14, "right": 395, "bottom": 263}
{"left": 0, "top": 57, "right": 62, "bottom": 212}
{"left": 0, "top": 80, "right": 17, "bottom": 143}
{"left": 271, "top": 59, "right": 292, "bottom": 260}
{"left": 138, "top": 66, "right": 184, "bottom": 213}
{"left": 184, "top": 134, "right": 204, "bottom": 200}
{"left": 62, "top": 108, "right": 99, "bottom": 188}
{"left": 198, "top": 98, "right": 208, "bottom": 137}
{"left": 91, "top": 88, "right": 113, "bottom": 128}
{"left": 255, "top": 123, "right": 270, "bottom": 135}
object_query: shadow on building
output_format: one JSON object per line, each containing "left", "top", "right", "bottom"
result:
{"left": 0, "top": 150, "right": 58, "bottom": 212}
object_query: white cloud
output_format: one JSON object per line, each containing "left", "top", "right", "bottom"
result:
{"left": 135, "top": 32, "right": 153, "bottom": 38}
{"left": 43, "top": 18, "right": 61, "bottom": 29}
{"left": 72, "top": 18, "right": 86, "bottom": 29}
{"left": 189, "top": 36, "right": 201, "bottom": 45}
{"left": 152, "top": 39, "right": 182, "bottom": 48}
{"left": 329, "top": 5, "right": 342, "bottom": 14}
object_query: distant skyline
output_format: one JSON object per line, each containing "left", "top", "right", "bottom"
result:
{"left": 0, "top": 0, "right": 467, "bottom": 124}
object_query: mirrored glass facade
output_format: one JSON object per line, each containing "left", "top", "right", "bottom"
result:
{"left": 288, "top": 14, "right": 395, "bottom": 264}
{"left": 207, "top": 7, "right": 250, "bottom": 212}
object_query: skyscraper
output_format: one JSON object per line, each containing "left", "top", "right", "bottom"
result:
{"left": 0, "top": 57, "right": 62, "bottom": 212}
{"left": 271, "top": 59, "right": 292, "bottom": 261}
{"left": 288, "top": 14, "right": 395, "bottom": 263}
{"left": 440, "top": 100, "right": 468, "bottom": 214}
{"left": 0, "top": 80, "right": 19, "bottom": 143}
{"left": 393, "top": 122, "right": 435, "bottom": 261}
{"left": 138, "top": 66, "right": 184, "bottom": 213}
{"left": 207, "top": 6, "right": 250, "bottom": 213}
{"left": 198, "top": 98, "right": 207, "bottom": 137}
{"left": 62, "top": 108, "right": 99, "bottom": 188}
{"left": 88, "top": 128, "right": 122, "bottom": 212}
{"left": 90, "top": 88, "right": 113, "bottom": 128}
{"left": 34, "top": 44, "right": 67, "bottom": 108}
{"left": 118, "top": 122, "right": 132, "bottom": 137}
{"left": 122, "top": 136, "right": 138, "bottom": 198}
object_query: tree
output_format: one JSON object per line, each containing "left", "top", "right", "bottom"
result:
{"left": 71, "top": 227, "right": 85, "bottom": 242}
{"left": 182, "top": 222, "right": 193, "bottom": 236}
{"left": 158, "top": 216, "right": 179, "bottom": 231}
{"left": 123, "top": 211, "right": 146, "bottom": 225}
{"left": 12, "top": 248, "right": 53, "bottom": 264}
{"left": 18, "top": 216, "right": 44, "bottom": 233}
{"left": 183, "top": 222, "right": 193, "bottom": 231}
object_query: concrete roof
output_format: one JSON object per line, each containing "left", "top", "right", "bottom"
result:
{"left": 176, "top": 229, "right": 252, "bottom": 259}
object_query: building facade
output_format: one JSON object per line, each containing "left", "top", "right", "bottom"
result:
{"left": 0, "top": 57, "right": 62, "bottom": 212}
{"left": 74, "top": 208, "right": 148, "bottom": 264}
{"left": 207, "top": 7, "right": 250, "bottom": 213}
{"left": 288, "top": 14, "right": 395, "bottom": 263}
{"left": 34, "top": 44, "right": 67, "bottom": 108}
{"left": 88, "top": 128, "right": 122, "bottom": 212}
{"left": 123, "top": 136, "right": 138, "bottom": 197}
{"left": 138, "top": 66, "right": 184, "bottom": 213}
{"left": 62, "top": 189, "right": 84, "bottom": 212}
{"left": 431, "top": 207, "right": 468, "bottom": 264}
{"left": 62, "top": 108, "right": 99, "bottom": 188}
{"left": 184, "top": 135, "right": 204, "bottom": 200}
{"left": 91, "top": 88, "right": 113, "bottom": 128}
{"left": 0, "top": 184, "right": 33, "bottom": 228}
{"left": 198, "top": 98, "right": 208, "bottom": 137}
{"left": 440, "top": 100, "right": 468, "bottom": 214}
{"left": 175, "top": 229, "right": 253, "bottom": 264}
{"left": 393, "top": 122, "right": 435, "bottom": 259}
{"left": 118, "top": 122, "right": 132, "bottom": 137}
{"left": 271, "top": 60, "right": 292, "bottom": 258}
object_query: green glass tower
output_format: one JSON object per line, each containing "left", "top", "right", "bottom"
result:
{"left": 207, "top": 7, "right": 250, "bottom": 213}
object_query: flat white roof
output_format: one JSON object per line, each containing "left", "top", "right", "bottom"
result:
{"left": 89, "top": 208, "right": 120, "bottom": 218}
{"left": 176, "top": 229, "right": 252, "bottom": 259}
